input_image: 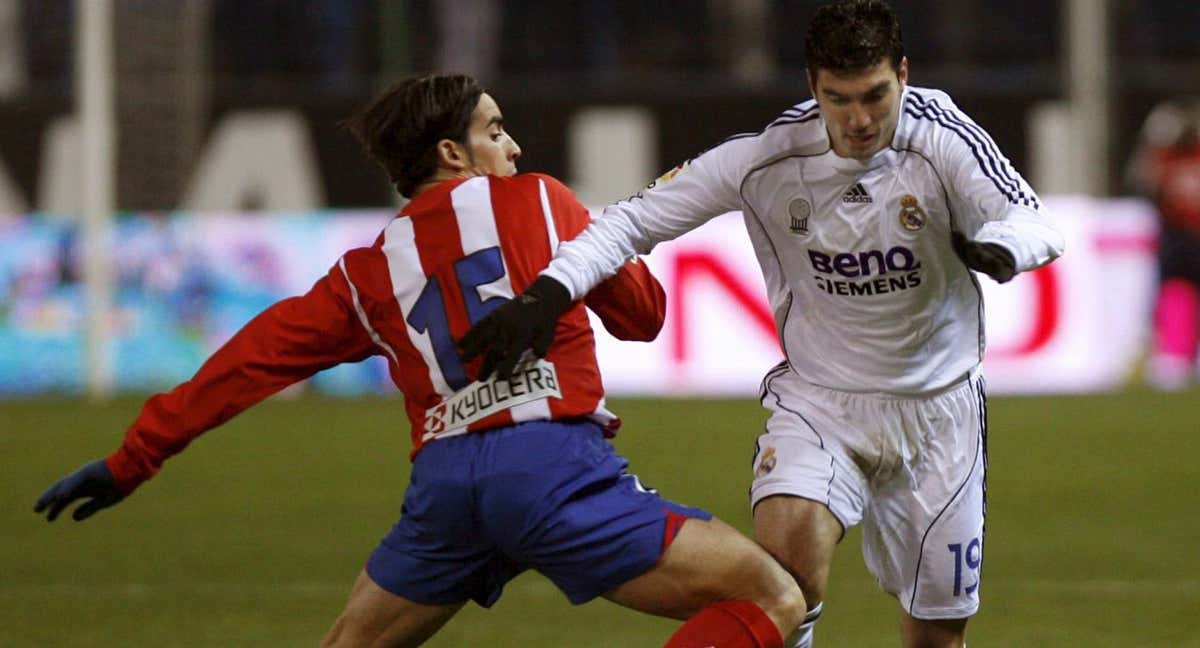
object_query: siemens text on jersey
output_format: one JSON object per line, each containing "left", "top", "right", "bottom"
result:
{"left": 808, "top": 246, "right": 923, "bottom": 296}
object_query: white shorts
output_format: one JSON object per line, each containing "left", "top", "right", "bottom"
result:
{"left": 750, "top": 364, "right": 988, "bottom": 620}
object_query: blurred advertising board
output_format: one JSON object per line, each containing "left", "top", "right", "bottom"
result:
{"left": 0, "top": 197, "right": 1157, "bottom": 397}
{"left": 594, "top": 196, "right": 1159, "bottom": 395}
{"left": 0, "top": 211, "right": 393, "bottom": 396}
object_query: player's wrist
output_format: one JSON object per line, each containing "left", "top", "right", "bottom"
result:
{"left": 976, "top": 243, "right": 1016, "bottom": 282}
{"left": 104, "top": 448, "right": 153, "bottom": 496}
{"left": 526, "top": 275, "right": 572, "bottom": 317}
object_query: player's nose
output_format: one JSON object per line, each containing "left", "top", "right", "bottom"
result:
{"left": 847, "top": 104, "right": 872, "bottom": 130}
{"left": 508, "top": 137, "right": 522, "bottom": 161}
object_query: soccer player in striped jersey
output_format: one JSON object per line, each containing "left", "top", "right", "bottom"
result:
{"left": 460, "top": 2, "right": 1065, "bottom": 647}
{"left": 34, "top": 74, "right": 806, "bottom": 648}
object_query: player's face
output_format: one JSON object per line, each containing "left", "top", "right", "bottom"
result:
{"left": 810, "top": 57, "right": 908, "bottom": 160}
{"left": 463, "top": 93, "right": 522, "bottom": 177}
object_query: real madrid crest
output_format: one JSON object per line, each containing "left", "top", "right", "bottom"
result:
{"left": 785, "top": 198, "right": 811, "bottom": 236}
{"left": 898, "top": 194, "right": 927, "bottom": 231}
{"left": 756, "top": 446, "right": 778, "bottom": 478}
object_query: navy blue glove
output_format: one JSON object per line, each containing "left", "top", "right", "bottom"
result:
{"left": 458, "top": 275, "right": 572, "bottom": 380}
{"left": 34, "top": 459, "right": 125, "bottom": 522}
{"left": 952, "top": 231, "right": 1016, "bottom": 283}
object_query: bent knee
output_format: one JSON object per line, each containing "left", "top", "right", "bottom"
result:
{"left": 758, "top": 548, "right": 829, "bottom": 606}
{"left": 762, "top": 580, "right": 808, "bottom": 630}
{"left": 789, "top": 567, "right": 831, "bottom": 607}
{"left": 736, "top": 554, "right": 808, "bottom": 630}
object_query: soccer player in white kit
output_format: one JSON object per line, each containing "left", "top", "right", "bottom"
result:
{"left": 460, "top": 2, "right": 1064, "bottom": 647}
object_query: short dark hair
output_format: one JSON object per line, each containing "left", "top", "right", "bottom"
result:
{"left": 805, "top": 0, "right": 904, "bottom": 78}
{"left": 343, "top": 74, "right": 484, "bottom": 198}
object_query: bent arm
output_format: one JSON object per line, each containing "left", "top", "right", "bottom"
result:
{"left": 971, "top": 204, "right": 1063, "bottom": 273}
{"left": 584, "top": 258, "right": 667, "bottom": 341}
{"left": 937, "top": 99, "right": 1065, "bottom": 272}
{"left": 105, "top": 265, "right": 377, "bottom": 494}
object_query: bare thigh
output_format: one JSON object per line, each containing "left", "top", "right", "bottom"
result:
{"left": 603, "top": 516, "right": 806, "bottom": 635}
{"left": 320, "top": 570, "right": 466, "bottom": 648}
{"left": 752, "top": 494, "right": 843, "bottom": 606}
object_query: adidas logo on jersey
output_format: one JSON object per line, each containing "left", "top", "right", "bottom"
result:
{"left": 842, "top": 182, "right": 872, "bottom": 203}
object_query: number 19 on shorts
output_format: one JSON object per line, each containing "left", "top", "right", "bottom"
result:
{"left": 947, "top": 537, "right": 982, "bottom": 596}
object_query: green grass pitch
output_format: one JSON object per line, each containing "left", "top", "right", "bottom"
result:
{"left": 3, "top": 389, "right": 1198, "bottom": 646}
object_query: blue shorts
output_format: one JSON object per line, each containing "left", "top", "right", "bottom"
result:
{"left": 365, "top": 419, "right": 711, "bottom": 607}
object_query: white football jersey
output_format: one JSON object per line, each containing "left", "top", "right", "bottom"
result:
{"left": 544, "top": 86, "right": 1064, "bottom": 394}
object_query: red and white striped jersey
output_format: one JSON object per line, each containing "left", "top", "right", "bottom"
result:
{"left": 105, "top": 173, "right": 666, "bottom": 494}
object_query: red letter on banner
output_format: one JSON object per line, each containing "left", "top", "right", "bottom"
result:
{"left": 670, "top": 251, "right": 779, "bottom": 362}
{"left": 987, "top": 265, "right": 1061, "bottom": 358}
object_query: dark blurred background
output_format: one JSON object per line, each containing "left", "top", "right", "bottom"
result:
{"left": 2, "top": 0, "right": 1196, "bottom": 210}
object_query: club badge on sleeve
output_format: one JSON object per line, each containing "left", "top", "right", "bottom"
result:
{"left": 645, "top": 160, "right": 691, "bottom": 190}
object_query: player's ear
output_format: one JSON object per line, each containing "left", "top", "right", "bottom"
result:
{"left": 436, "top": 138, "right": 470, "bottom": 172}
{"left": 806, "top": 69, "right": 818, "bottom": 99}
{"left": 896, "top": 56, "right": 909, "bottom": 87}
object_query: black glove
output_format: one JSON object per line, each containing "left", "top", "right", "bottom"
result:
{"left": 458, "top": 275, "right": 573, "bottom": 380}
{"left": 34, "top": 459, "right": 125, "bottom": 522}
{"left": 952, "top": 231, "right": 1016, "bottom": 283}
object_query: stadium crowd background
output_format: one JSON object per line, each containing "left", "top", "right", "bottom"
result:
{"left": 3, "top": 0, "right": 1199, "bottom": 210}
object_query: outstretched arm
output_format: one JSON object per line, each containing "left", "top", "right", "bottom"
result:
{"left": 459, "top": 160, "right": 734, "bottom": 378}
{"left": 455, "top": 255, "right": 666, "bottom": 379}
{"left": 34, "top": 263, "right": 377, "bottom": 522}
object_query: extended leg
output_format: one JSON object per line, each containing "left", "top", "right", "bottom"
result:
{"left": 604, "top": 516, "right": 807, "bottom": 648}
{"left": 320, "top": 569, "right": 465, "bottom": 648}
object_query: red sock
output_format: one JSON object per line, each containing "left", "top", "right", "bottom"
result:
{"left": 663, "top": 600, "right": 783, "bottom": 648}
